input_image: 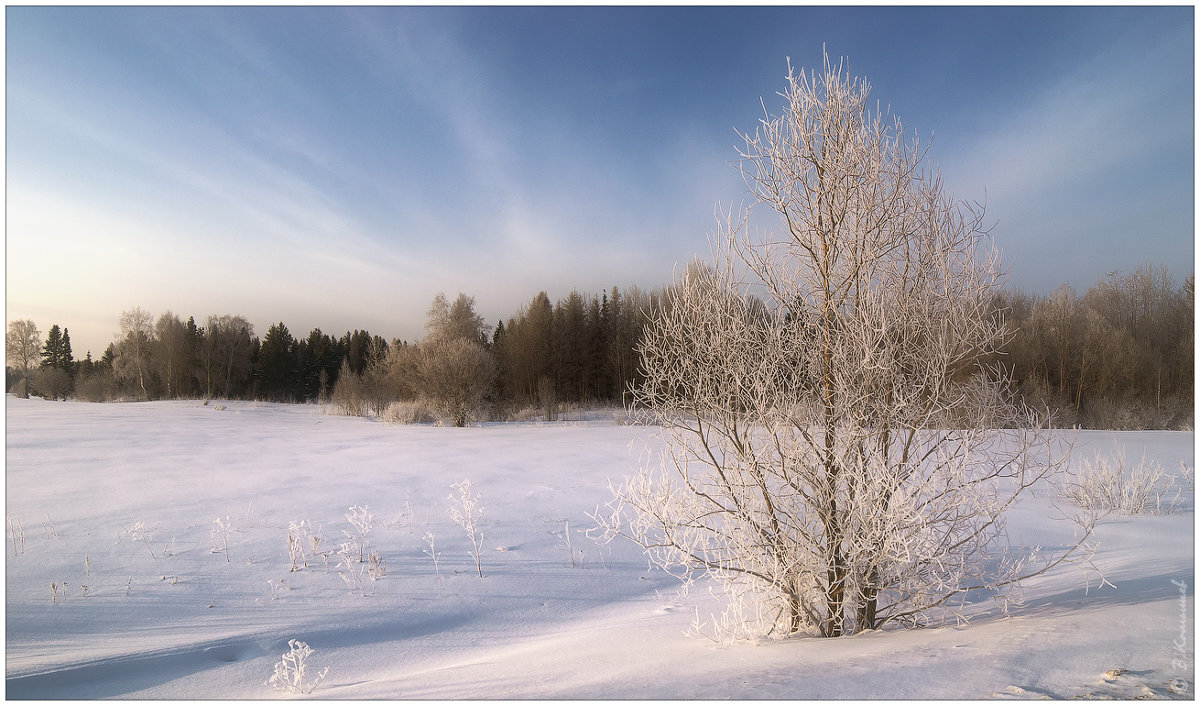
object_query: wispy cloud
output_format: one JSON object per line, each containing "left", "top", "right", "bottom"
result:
{"left": 937, "top": 22, "right": 1192, "bottom": 290}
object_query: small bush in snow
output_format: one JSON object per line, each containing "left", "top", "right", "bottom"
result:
{"left": 368, "top": 550, "right": 386, "bottom": 579}
{"left": 422, "top": 531, "right": 441, "bottom": 581}
{"left": 1063, "top": 446, "right": 1186, "bottom": 515}
{"left": 382, "top": 400, "right": 436, "bottom": 425}
{"left": 267, "top": 578, "right": 289, "bottom": 601}
{"left": 267, "top": 639, "right": 329, "bottom": 695}
{"left": 210, "top": 517, "right": 233, "bottom": 562}
{"left": 343, "top": 506, "right": 374, "bottom": 563}
{"left": 8, "top": 516, "right": 25, "bottom": 556}
{"left": 126, "top": 522, "right": 157, "bottom": 559}
{"left": 336, "top": 541, "right": 375, "bottom": 596}
{"left": 287, "top": 520, "right": 319, "bottom": 572}
{"left": 549, "top": 519, "right": 583, "bottom": 568}
{"left": 448, "top": 480, "right": 485, "bottom": 577}
{"left": 330, "top": 360, "right": 367, "bottom": 417}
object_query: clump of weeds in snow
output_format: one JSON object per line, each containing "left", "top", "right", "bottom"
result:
{"left": 267, "top": 639, "right": 329, "bottom": 695}
{"left": 344, "top": 506, "right": 374, "bottom": 563}
{"left": 448, "top": 480, "right": 486, "bottom": 577}
{"left": 287, "top": 520, "right": 317, "bottom": 572}
{"left": 49, "top": 581, "right": 67, "bottom": 604}
{"left": 422, "top": 531, "right": 441, "bottom": 581}
{"left": 210, "top": 517, "right": 234, "bottom": 562}
{"left": 125, "top": 522, "right": 157, "bottom": 559}
{"left": 336, "top": 541, "right": 375, "bottom": 596}
{"left": 548, "top": 518, "right": 584, "bottom": 567}
{"left": 1063, "top": 445, "right": 1187, "bottom": 515}
{"left": 368, "top": 550, "right": 386, "bottom": 579}
{"left": 391, "top": 499, "right": 415, "bottom": 534}
{"left": 41, "top": 514, "right": 57, "bottom": 539}
{"left": 267, "top": 578, "right": 290, "bottom": 601}
{"left": 8, "top": 516, "right": 26, "bottom": 556}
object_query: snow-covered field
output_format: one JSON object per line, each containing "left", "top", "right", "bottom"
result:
{"left": 5, "top": 396, "right": 1195, "bottom": 699}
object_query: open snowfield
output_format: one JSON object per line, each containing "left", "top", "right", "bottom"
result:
{"left": 4, "top": 395, "right": 1195, "bottom": 699}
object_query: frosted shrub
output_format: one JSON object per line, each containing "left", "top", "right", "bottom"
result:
{"left": 286, "top": 520, "right": 317, "bottom": 572}
{"left": 8, "top": 516, "right": 26, "bottom": 556}
{"left": 422, "top": 531, "right": 441, "bottom": 581}
{"left": 210, "top": 517, "right": 233, "bottom": 562}
{"left": 549, "top": 519, "right": 583, "bottom": 567}
{"left": 686, "top": 579, "right": 782, "bottom": 643}
{"left": 330, "top": 360, "right": 367, "bottom": 417}
{"left": 344, "top": 506, "right": 374, "bottom": 563}
{"left": 126, "top": 522, "right": 157, "bottom": 559}
{"left": 267, "top": 639, "right": 329, "bottom": 695}
{"left": 368, "top": 550, "right": 386, "bottom": 579}
{"left": 1064, "top": 446, "right": 1185, "bottom": 515}
{"left": 448, "top": 480, "right": 485, "bottom": 578}
{"left": 382, "top": 399, "right": 436, "bottom": 425}
{"left": 267, "top": 578, "right": 290, "bottom": 601}
{"left": 336, "top": 542, "right": 375, "bottom": 596}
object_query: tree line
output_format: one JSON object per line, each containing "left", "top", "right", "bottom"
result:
{"left": 4, "top": 285, "right": 660, "bottom": 425}
{"left": 5, "top": 267, "right": 1193, "bottom": 429}
{"left": 994, "top": 265, "right": 1193, "bottom": 429}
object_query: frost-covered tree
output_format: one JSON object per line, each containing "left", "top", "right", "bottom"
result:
{"left": 7, "top": 319, "right": 40, "bottom": 398}
{"left": 154, "top": 312, "right": 192, "bottom": 399}
{"left": 597, "top": 55, "right": 1094, "bottom": 639}
{"left": 416, "top": 337, "right": 496, "bottom": 427}
{"left": 413, "top": 293, "right": 496, "bottom": 426}
{"left": 331, "top": 358, "right": 366, "bottom": 416}
{"left": 203, "top": 314, "right": 254, "bottom": 399}
{"left": 426, "top": 292, "right": 490, "bottom": 346}
{"left": 115, "top": 307, "right": 154, "bottom": 399}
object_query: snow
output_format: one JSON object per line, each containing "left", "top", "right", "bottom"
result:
{"left": 5, "top": 396, "right": 1195, "bottom": 699}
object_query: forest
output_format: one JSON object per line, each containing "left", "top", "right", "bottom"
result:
{"left": 5, "top": 265, "right": 1194, "bottom": 430}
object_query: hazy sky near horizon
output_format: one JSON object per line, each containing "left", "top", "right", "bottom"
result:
{"left": 7, "top": 6, "right": 1195, "bottom": 356}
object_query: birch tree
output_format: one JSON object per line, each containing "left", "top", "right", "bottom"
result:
{"left": 597, "top": 55, "right": 1095, "bottom": 639}
{"left": 7, "top": 320, "right": 40, "bottom": 398}
{"left": 115, "top": 307, "right": 154, "bottom": 399}
{"left": 413, "top": 293, "right": 496, "bottom": 426}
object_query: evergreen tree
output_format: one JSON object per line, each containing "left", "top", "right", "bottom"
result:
{"left": 100, "top": 344, "right": 116, "bottom": 373}
{"left": 41, "top": 324, "right": 64, "bottom": 370}
{"left": 60, "top": 328, "right": 74, "bottom": 378}
{"left": 77, "top": 351, "right": 95, "bottom": 380}
{"left": 257, "top": 323, "right": 297, "bottom": 402}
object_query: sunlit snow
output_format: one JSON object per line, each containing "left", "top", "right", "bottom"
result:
{"left": 5, "top": 397, "right": 1194, "bottom": 699}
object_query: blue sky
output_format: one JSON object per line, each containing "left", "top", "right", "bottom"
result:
{"left": 6, "top": 6, "right": 1194, "bottom": 356}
